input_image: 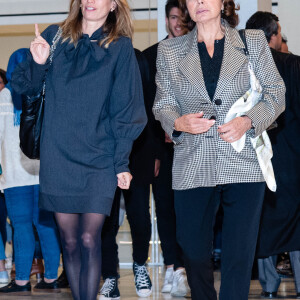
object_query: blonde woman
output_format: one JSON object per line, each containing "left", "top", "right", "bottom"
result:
{"left": 11, "top": 0, "right": 146, "bottom": 299}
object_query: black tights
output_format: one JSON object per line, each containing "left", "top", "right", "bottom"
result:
{"left": 55, "top": 213, "right": 106, "bottom": 300}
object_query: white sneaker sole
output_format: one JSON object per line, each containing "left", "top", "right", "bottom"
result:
{"left": 98, "top": 295, "right": 120, "bottom": 300}
{"left": 171, "top": 289, "right": 187, "bottom": 297}
{"left": 136, "top": 288, "right": 152, "bottom": 297}
{"left": 161, "top": 283, "right": 172, "bottom": 293}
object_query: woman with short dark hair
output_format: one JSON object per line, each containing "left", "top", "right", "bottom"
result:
{"left": 153, "top": 0, "right": 285, "bottom": 299}
{"left": 11, "top": 0, "right": 146, "bottom": 299}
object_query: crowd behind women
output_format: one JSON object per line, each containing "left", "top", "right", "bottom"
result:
{"left": 0, "top": 0, "right": 299, "bottom": 300}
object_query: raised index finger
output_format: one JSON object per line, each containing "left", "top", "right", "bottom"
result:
{"left": 35, "top": 24, "right": 40, "bottom": 37}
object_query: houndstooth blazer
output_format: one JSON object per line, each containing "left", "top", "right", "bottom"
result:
{"left": 153, "top": 21, "right": 286, "bottom": 190}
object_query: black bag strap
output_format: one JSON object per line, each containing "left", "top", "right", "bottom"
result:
{"left": 239, "top": 29, "right": 249, "bottom": 56}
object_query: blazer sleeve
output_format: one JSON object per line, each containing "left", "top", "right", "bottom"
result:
{"left": 152, "top": 42, "right": 184, "bottom": 144}
{"left": 244, "top": 30, "right": 286, "bottom": 137}
{"left": 109, "top": 39, "right": 147, "bottom": 175}
{"left": 11, "top": 25, "right": 59, "bottom": 97}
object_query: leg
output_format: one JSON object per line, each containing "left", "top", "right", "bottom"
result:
{"left": 55, "top": 213, "right": 81, "bottom": 300}
{"left": 79, "top": 213, "right": 106, "bottom": 300}
{"left": 258, "top": 256, "right": 281, "bottom": 293}
{"left": 123, "top": 181, "right": 151, "bottom": 265}
{"left": 32, "top": 185, "right": 60, "bottom": 281}
{"left": 219, "top": 182, "right": 265, "bottom": 300}
{"left": 174, "top": 187, "right": 219, "bottom": 300}
{"left": 4, "top": 186, "right": 35, "bottom": 283}
{"left": 153, "top": 147, "right": 184, "bottom": 269}
{"left": 123, "top": 182, "right": 152, "bottom": 297}
{"left": 101, "top": 188, "right": 121, "bottom": 279}
{"left": 0, "top": 193, "right": 7, "bottom": 246}
{"left": 290, "top": 251, "right": 300, "bottom": 294}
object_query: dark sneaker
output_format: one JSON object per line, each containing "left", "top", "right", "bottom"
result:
{"left": 57, "top": 270, "right": 69, "bottom": 288}
{"left": 99, "top": 277, "right": 120, "bottom": 300}
{"left": 0, "top": 280, "right": 31, "bottom": 295}
{"left": 33, "top": 278, "right": 61, "bottom": 293}
{"left": 133, "top": 262, "right": 152, "bottom": 297}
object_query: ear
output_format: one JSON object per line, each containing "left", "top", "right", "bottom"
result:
{"left": 111, "top": 0, "right": 116, "bottom": 11}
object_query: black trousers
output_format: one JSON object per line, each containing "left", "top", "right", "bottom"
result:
{"left": 174, "top": 182, "right": 265, "bottom": 300}
{"left": 153, "top": 145, "right": 184, "bottom": 269}
{"left": 101, "top": 188, "right": 121, "bottom": 279}
{"left": 101, "top": 150, "right": 184, "bottom": 274}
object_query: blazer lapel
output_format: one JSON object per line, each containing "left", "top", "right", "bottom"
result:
{"left": 214, "top": 25, "right": 248, "bottom": 100}
{"left": 178, "top": 28, "right": 211, "bottom": 102}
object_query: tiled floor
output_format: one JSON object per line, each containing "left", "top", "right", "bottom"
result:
{"left": 0, "top": 267, "right": 298, "bottom": 300}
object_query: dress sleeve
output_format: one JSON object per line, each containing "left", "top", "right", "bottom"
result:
{"left": 152, "top": 42, "right": 184, "bottom": 144}
{"left": 244, "top": 30, "right": 286, "bottom": 137}
{"left": 109, "top": 39, "right": 147, "bottom": 174}
{"left": 11, "top": 25, "right": 59, "bottom": 97}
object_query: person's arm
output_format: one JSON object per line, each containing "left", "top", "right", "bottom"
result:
{"left": 153, "top": 43, "right": 215, "bottom": 143}
{"left": 152, "top": 42, "right": 184, "bottom": 144}
{"left": 109, "top": 38, "right": 147, "bottom": 175}
{"left": 11, "top": 25, "right": 59, "bottom": 97}
{"left": 244, "top": 30, "right": 286, "bottom": 137}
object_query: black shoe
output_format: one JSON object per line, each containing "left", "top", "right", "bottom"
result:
{"left": 0, "top": 280, "right": 31, "bottom": 294}
{"left": 99, "top": 277, "right": 120, "bottom": 300}
{"left": 133, "top": 262, "right": 152, "bottom": 297}
{"left": 57, "top": 270, "right": 69, "bottom": 288}
{"left": 34, "top": 278, "right": 61, "bottom": 293}
{"left": 261, "top": 291, "right": 278, "bottom": 298}
{"left": 296, "top": 292, "right": 300, "bottom": 299}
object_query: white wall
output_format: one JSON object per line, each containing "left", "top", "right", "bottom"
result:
{"left": 276, "top": 0, "right": 300, "bottom": 55}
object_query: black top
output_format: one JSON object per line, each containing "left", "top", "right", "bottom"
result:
{"left": 11, "top": 25, "right": 147, "bottom": 215}
{"left": 198, "top": 37, "right": 225, "bottom": 100}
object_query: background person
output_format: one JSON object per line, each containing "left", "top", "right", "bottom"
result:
{"left": 153, "top": 0, "right": 285, "bottom": 299}
{"left": 246, "top": 11, "right": 300, "bottom": 299}
{"left": 0, "top": 69, "right": 9, "bottom": 285}
{"left": 10, "top": 0, "right": 146, "bottom": 299}
{"left": 0, "top": 49, "right": 61, "bottom": 295}
{"left": 143, "top": 0, "right": 189, "bottom": 296}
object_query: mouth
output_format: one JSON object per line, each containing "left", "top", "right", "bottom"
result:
{"left": 196, "top": 9, "right": 209, "bottom": 15}
{"left": 85, "top": 6, "right": 96, "bottom": 11}
{"left": 175, "top": 26, "right": 182, "bottom": 32}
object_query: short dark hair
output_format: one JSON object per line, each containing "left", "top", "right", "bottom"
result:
{"left": 246, "top": 11, "right": 279, "bottom": 43}
{"left": 0, "top": 69, "right": 7, "bottom": 85}
{"left": 165, "top": 0, "right": 179, "bottom": 18}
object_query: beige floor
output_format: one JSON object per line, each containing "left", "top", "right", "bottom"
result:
{"left": 0, "top": 267, "right": 298, "bottom": 300}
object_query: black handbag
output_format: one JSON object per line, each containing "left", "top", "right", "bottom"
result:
{"left": 19, "top": 28, "right": 62, "bottom": 159}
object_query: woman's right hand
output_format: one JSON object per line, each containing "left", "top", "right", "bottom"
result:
{"left": 174, "top": 112, "right": 215, "bottom": 134}
{"left": 30, "top": 24, "right": 50, "bottom": 65}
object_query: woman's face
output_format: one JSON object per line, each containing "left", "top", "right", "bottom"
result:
{"left": 81, "top": 0, "right": 116, "bottom": 25}
{"left": 0, "top": 76, "right": 5, "bottom": 92}
{"left": 186, "top": 0, "right": 223, "bottom": 25}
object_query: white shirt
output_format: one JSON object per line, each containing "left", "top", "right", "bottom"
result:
{"left": 0, "top": 87, "right": 39, "bottom": 190}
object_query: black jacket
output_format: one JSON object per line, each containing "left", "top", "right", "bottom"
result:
{"left": 256, "top": 49, "right": 300, "bottom": 257}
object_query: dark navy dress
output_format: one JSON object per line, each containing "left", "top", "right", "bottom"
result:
{"left": 12, "top": 25, "right": 147, "bottom": 215}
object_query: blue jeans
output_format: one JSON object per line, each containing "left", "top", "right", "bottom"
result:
{"left": 5, "top": 185, "right": 60, "bottom": 280}
{"left": 0, "top": 232, "right": 5, "bottom": 261}
{"left": 0, "top": 193, "right": 6, "bottom": 261}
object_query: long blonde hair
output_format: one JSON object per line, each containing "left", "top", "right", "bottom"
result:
{"left": 60, "top": 0, "right": 133, "bottom": 47}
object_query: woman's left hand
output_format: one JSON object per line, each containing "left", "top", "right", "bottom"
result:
{"left": 117, "top": 172, "right": 132, "bottom": 190}
{"left": 218, "top": 116, "right": 252, "bottom": 143}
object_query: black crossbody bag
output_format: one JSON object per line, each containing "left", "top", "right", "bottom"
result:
{"left": 20, "top": 28, "right": 62, "bottom": 159}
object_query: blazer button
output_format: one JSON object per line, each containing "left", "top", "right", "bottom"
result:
{"left": 209, "top": 115, "right": 216, "bottom": 120}
{"left": 215, "top": 99, "right": 222, "bottom": 105}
